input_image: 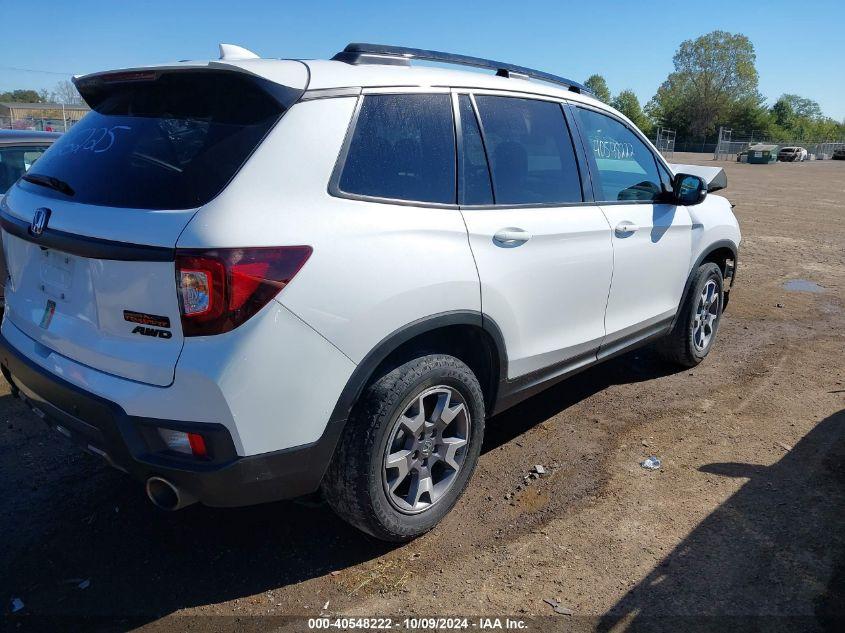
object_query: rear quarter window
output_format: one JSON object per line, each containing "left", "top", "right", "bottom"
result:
{"left": 20, "top": 72, "right": 292, "bottom": 210}
{"left": 337, "top": 93, "right": 456, "bottom": 205}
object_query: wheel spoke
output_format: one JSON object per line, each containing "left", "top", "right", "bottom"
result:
{"left": 429, "top": 392, "right": 449, "bottom": 428}
{"left": 437, "top": 402, "right": 466, "bottom": 431}
{"left": 399, "top": 403, "right": 425, "bottom": 436}
{"left": 385, "top": 449, "right": 413, "bottom": 491}
{"left": 441, "top": 436, "right": 467, "bottom": 470}
{"left": 408, "top": 473, "right": 433, "bottom": 507}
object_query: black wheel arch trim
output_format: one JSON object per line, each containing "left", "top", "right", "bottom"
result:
{"left": 316, "top": 311, "right": 507, "bottom": 485}
{"left": 327, "top": 310, "right": 507, "bottom": 426}
{"left": 671, "top": 239, "right": 738, "bottom": 331}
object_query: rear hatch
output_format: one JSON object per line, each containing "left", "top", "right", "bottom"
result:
{"left": 1, "top": 67, "right": 305, "bottom": 386}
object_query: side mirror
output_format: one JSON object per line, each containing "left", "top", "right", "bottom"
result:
{"left": 672, "top": 173, "right": 707, "bottom": 205}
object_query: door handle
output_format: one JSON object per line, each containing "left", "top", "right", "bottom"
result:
{"left": 493, "top": 228, "right": 531, "bottom": 247}
{"left": 615, "top": 221, "right": 639, "bottom": 236}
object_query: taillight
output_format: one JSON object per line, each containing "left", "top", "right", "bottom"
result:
{"left": 175, "top": 246, "right": 312, "bottom": 336}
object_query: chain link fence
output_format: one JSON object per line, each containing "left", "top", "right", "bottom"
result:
{"left": 654, "top": 127, "right": 677, "bottom": 158}
{"left": 0, "top": 115, "right": 79, "bottom": 133}
{"left": 714, "top": 127, "right": 845, "bottom": 160}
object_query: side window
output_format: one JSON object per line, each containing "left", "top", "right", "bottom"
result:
{"left": 473, "top": 96, "right": 582, "bottom": 205}
{"left": 457, "top": 95, "right": 493, "bottom": 205}
{"left": 0, "top": 145, "right": 50, "bottom": 194}
{"left": 574, "top": 108, "right": 662, "bottom": 202}
{"left": 24, "top": 148, "right": 49, "bottom": 170}
{"left": 338, "top": 93, "right": 456, "bottom": 204}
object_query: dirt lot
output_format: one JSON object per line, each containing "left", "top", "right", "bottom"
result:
{"left": 1, "top": 153, "right": 843, "bottom": 631}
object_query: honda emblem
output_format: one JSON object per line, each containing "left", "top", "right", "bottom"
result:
{"left": 30, "top": 208, "right": 51, "bottom": 237}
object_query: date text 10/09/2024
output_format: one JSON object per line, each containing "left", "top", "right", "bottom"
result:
{"left": 307, "top": 617, "right": 530, "bottom": 630}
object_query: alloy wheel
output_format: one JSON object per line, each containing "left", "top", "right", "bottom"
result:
{"left": 693, "top": 279, "right": 720, "bottom": 351}
{"left": 382, "top": 386, "right": 471, "bottom": 514}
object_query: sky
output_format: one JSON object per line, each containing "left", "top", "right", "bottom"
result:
{"left": 1, "top": 0, "right": 843, "bottom": 120}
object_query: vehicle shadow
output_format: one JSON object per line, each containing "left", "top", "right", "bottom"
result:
{"left": 483, "top": 345, "right": 679, "bottom": 453}
{"left": 0, "top": 346, "right": 683, "bottom": 622}
{"left": 597, "top": 409, "right": 845, "bottom": 633}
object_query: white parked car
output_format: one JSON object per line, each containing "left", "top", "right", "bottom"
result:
{"left": 777, "top": 146, "right": 808, "bottom": 162}
{"left": 0, "top": 44, "right": 740, "bottom": 541}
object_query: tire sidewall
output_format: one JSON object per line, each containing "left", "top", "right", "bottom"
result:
{"left": 685, "top": 264, "right": 724, "bottom": 361}
{"left": 365, "top": 359, "right": 485, "bottom": 539}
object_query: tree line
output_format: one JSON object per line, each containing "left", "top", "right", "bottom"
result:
{"left": 583, "top": 30, "right": 845, "bottom": 143}
{"left": 0, "top": 80, "right": 84, "bottom": 106}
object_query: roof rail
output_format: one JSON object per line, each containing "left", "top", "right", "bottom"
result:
{"left": 331, "top": 43, "right": 591, "bottom": 95}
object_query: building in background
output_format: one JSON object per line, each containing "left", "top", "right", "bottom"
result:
{"left": 0, "top": 102, "right": 89, "bottom": 132}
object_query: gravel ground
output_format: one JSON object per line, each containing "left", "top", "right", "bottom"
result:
{"left": 1, "top": 153, "right": 843, "bottom": 631}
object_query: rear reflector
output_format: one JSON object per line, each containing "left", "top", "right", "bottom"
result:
{"left": 158, "top": 428, "right": 209, "bottom": 458}
{"left": 187, "top": 433, "right": 208, "bottom": 458}
{"left": 176, "top": 247, "right": 311, "bottom": 336}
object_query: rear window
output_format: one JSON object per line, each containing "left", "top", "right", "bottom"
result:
{"left": 337, "top": 94, "right": 456, "bottom": 205}
{"left": 20, "top": 72, "right": 289, "bottom": 210}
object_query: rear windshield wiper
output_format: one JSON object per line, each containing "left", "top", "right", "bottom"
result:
{"left": 22, "top": 173, "right": 75, "bottom": 197}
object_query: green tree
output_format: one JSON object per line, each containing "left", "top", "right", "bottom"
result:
{"left": 771, "top": 97, "right": 795, "bottom": 128}
{"left": 649, "top": 31, "right": 760, "bottom": 137}
{"left": 611, "top": 89, "right": 652, "bottom": 135}
{"left": 769, "top": 94, "right": 843, "bottom": 141}
{"left": 778, "top": 94, "right": 822, "bottom": 120}
{"left": 0, "top": 89, "right": 43, "bottom": 103}
{"left": 584, "top": 74, "right": 611, "bottom": 103}
{"left": 729, "top": 95, "right": 775, "bottom": 138}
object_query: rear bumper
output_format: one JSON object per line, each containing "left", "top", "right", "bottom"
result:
{"left": 0, "top": 327, "right": 342, "bottom": 507}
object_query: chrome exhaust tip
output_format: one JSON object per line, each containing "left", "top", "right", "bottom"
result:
{"left": 145, "top": 476, "right": 197, "bottom": 511}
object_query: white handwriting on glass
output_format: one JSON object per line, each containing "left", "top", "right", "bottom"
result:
{"left": 59, "top": 125, "right": 132, "bottom": 156}
{"left": 592, "top": 138, "right": 634, "bottom": 160}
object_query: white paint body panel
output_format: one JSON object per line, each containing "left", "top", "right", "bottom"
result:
{"left": 1, "top": 185, "right": 197, "bottom": 248}
{"left": 2, "top": 232, "right": 183, "bottom": 386}
{"left": 461, "top": 206, "right": 613, "bottom": 378}
{"left": 600, "top": 202, "right": 693, "bottom": 341}
{"left": 0, "top": 299, "right": 355, "bottom": 455}
{"left": 180, "top": 97, "right": 481, "bottom": 364}
{"left": 687, "top": 194, "right": 742, "bottom": 266}
{"left": 0, "top": 187, "right": 198, "bottom": 387}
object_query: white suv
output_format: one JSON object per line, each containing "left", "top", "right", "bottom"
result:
{"left": 0, "top": 44, "right": 740, "bottom": 541}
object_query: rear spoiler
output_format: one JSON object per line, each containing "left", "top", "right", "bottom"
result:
{"left": 73, "top": 59, "right": 309, "bottom": 110}
{"left": 668, "top": 163, "right": 727, "bottom": 193}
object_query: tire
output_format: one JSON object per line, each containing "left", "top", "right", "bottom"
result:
{"left": 322, "top": 354, "right": 485, "bottom": 542}
{"left": 657, "top": 262, "right": 724, "bottom": 368}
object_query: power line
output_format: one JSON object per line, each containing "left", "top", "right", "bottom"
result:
{"left": 0, "top": 65, "right": 76, "bottom": 76}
